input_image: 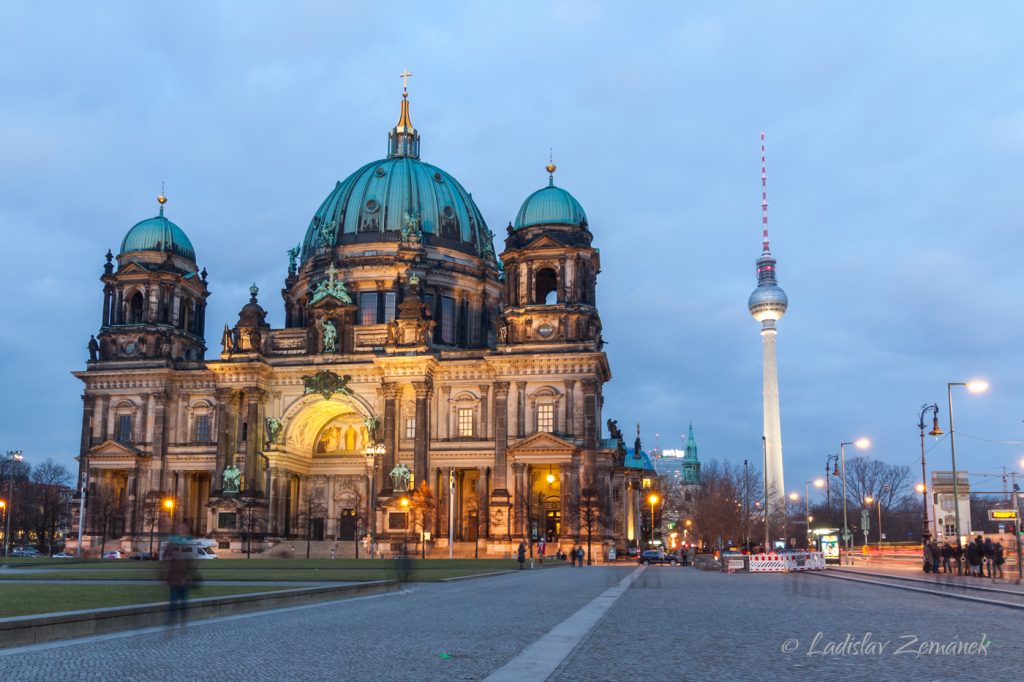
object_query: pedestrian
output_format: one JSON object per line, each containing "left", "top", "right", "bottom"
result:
{"left": 974, "top": 536, "right": 987, "bottom": 577}
{"left": 929, "top": 541, "right": 941, "bottom": 573}
{"left": 923, "top": 543, "right": 933, "bottom": 574}
{"left": 994, "top": 542, "right": 1005, "bottom": 579}
{"left": 517, "top": 541, "right": 527, "bottom": 569}
{"left": 577, "top": 545, "right": 585, "bottom": 567}
{"left": 954, "top": 543, "right": 964, "bottom": 575}
{"left": 983, "top": 537, "right": 995, "bottom": 578}
{"left": 966, "top": 539, "right": 980, "bottom": 577}
{"left": 538, "top": 538, "right": 546, "bottom": 565}
{"left": 160, "top": 535, "right": 200, "bottom": 630}
{"left": 940, "top": 543, "right": 953, "bottom": 574}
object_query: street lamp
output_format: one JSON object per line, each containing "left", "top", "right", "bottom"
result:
{"left": 839, "top": 438, "right": 870, "bottom": 560}
{"left": 399, "top": 495, "right": 410, "bottom": 556}
{"left": 917, "top": 404, "right": 943, "bottom": 543}
{"left": 648, "top": 493, "right": 660, "bottom": 546}
{"left": 363, "top": 442, "right": 385, "bottom": 559}
{"left": 947, "top": 380, "right": 987, "bottom": 547}
{"left": 803, "top": 479, "right": 824, "bottom": 548}
{"left": 3, "top": 451, "right": 24, "bottom": 558}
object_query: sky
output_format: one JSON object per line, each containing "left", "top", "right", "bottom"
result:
{"left": 1, "top": 2, "right": 1022, "bottom": 500}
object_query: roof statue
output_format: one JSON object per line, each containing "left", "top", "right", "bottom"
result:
{"left": 310, "top": 264, "right": 353, "bottom": 305}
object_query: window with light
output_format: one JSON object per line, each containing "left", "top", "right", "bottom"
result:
{"left": 405, "top": 417, "right": 416, "bottom": 440}
{"left": 537, "top": 404, "right": 554, "bottom": 433}
{"left": 458, "top": 408, "right": 475, "bottom": 437}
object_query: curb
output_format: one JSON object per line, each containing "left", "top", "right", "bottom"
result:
{"left": 0, "top": 580, "right": 398, "bottom": 648}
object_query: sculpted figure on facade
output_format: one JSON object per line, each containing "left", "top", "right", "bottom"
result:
{"left": 265, "top": 417, "right": 283, "bottom": 444}
{"left": 88, "top": 335, "right": 99, "bottom": 361}
{"left": 321, "top": 318, "right": 337, "bottom": 353}
{"left": 222, "top": 464, "right": 242, "bottom": 493}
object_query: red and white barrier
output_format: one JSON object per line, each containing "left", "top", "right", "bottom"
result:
{"left": 747, "top": 552, "right": 825, "bottom": 572}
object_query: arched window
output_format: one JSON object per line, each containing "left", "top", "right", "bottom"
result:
{"left": 128, "top": 292, "right": 145, "bottom": 324}
{"left": 535, "top": 268, "right": 557, "bottom": 305}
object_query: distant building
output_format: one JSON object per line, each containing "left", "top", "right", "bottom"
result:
{"left": 929, "top": 471, "right": 972, "bottom": 542}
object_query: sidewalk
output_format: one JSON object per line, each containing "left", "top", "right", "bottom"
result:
{"left": 834, "top": 562, "right": 1024, "bottom": 593}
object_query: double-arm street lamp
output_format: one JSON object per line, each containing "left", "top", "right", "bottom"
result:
{"left": 364, "top": 442, "right": 385, "bottom": 559}
{"left": 840, "top": 438, "right": 870, "bottom": 556}
{"left": 917, "top": 404, "right": 943, "bottom": 542}
{"left": 947, "top": 380, "right": 988, "bottom": 547}
{"left": 3, "top": 451, "right": 24, "bottom": 557}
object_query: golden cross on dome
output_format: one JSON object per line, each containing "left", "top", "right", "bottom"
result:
{"left": 399, "top": 69, "right": 412, "bottom": 95}
{"left": 325, "top": 264, "right": 339, "bottom": 283}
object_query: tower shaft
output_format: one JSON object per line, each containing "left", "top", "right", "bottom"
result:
{"left": 760, "top": 325, "right": 784, "bottom": 510}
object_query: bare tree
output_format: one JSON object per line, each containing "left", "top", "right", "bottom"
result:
{"left": 89, "top": 483, "right": 123, "bottom": 556}
{"left": 296, "top": 487, "right": 327, "bottom": 559}
{"left": 409, "top": 482, "right": 435, "bottom": 559}
{"left": 826, "top": 456, "right": 914, "bottom": 542}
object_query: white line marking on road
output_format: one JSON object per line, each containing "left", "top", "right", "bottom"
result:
{"left": 483, "top": 566, "right": 645, "bottom": 682}
{"left": 0, "top": 588, "right": 406, "bottom": 657}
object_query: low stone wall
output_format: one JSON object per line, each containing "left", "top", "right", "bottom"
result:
{"left": 0, "top": 581, "right": 398, "bottom": 649}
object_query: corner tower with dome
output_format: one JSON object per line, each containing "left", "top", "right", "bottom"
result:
{"left": 71, "top": 84, "right": 645, "bottom": 557}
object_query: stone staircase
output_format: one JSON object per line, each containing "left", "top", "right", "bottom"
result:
{"left": 256, "top": 540, "right": 364, "bottom": 559}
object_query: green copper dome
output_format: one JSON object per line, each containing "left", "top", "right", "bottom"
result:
{"left": 120, "top": 206, "right": 196, "bottom": 262}
{"left": 300, "top": 93, "right": 496, "bottom": 265}
{"left": 301, "top": 157, "right": 493, "bottom": 263}
{"left": 514, "top": 183, "right": 588, "bottom": 230}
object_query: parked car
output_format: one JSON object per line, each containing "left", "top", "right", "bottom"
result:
{"left": 130, "top": 552, "right": 157, "bottom": 561}
{"left": 638, "top": 550, "right": 678, "bottom": 566}
{"left": 159, "top": 539, "right": 218, "bottom": 560}
{"left": 101, "top": 550, "right": 123, "bottom": 559}
{"left": 10, "top": 547, "right": 39, "bottom": 557}
{"left": 51, "top": 552, "right": 75, "bottom": 558}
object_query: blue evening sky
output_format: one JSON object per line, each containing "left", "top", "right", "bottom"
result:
{"left": 1, "top": 2, "right": 1022, "bottom": 499}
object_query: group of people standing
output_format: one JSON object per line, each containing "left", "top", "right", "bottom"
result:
{"left": 923, "top": 536, "right": 1006, "bottom": 578}
{"left": 516, "top": 541, "right": 586, "bottom": 568}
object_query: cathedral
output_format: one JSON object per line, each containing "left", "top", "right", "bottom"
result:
{"left": 73, "top": 85, "right": 656, "bottom": 557}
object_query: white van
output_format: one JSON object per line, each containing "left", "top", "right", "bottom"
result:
{"left": 160, "top": 538, "right": 218, "bottom": 560}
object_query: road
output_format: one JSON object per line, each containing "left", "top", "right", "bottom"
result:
{"left": 1, "top": 565, "right": 1019, "bottom": 680}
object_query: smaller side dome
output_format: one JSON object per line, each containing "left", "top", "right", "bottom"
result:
{"left": 514, "top": 184, "right": 588, "bottom": 230}
{"left": 119, "top": 197, "right": 196, "bottom": 262}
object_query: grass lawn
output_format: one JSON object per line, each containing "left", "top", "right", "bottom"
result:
{"left": 0, "top": 558, "right": 518, "bottom": 582}
{"left": 0, "top": 584, "right": 293, "bottom": 618}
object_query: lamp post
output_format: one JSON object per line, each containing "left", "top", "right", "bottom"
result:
{"left": 947, "top": 380, "right": 988, "bottom": 547}
{"left": 825, "top": 454, "right": 839, "bottom": 525}
{"left": 648, "top": 493, "right": 660, "bottom": 547}
{"left": 840, "top": 438, "right": 870, "bottom": 561}
{"left": 399, "top": 495, "right": 410, "bottom": 557}
{"left": 363, "top": 442, "right": 384, "bottom": 559}
{"left": 3, "top": 451, "right": 24, "bottom": 557}
{"left": 804, "top": 479, "right": 824, "bottom": 548}
{"left": 788, "top": 492, "right": 799, "bottom": 547}
{"left": 917, "top": 404, "right": 943, "bottom": 543}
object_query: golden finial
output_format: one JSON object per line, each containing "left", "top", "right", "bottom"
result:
{"left": 545, "top": 163, "right": 557, "bottom": 174}
{"left": 157, "top": 180, "right": 167, "bottom": 205}
{"left": 546, "top": 150, "right": 557, "bottom": 186}
{"left": 399, "top": 68, "right": 412, "bottom": 97}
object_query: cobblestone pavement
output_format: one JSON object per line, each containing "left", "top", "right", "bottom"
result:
{"left": 554, "top": 568, "right": 1024, "bottom": 680}
{"left": 2, "top": 566, "right": 1019, "bottom": 680}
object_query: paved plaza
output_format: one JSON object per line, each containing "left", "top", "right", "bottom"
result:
{"left": 2, "top": 566, "right": 1020, "bottom": 680}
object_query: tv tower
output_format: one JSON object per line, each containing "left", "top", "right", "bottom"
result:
{"left": 748, "top": 132, "right": 788, "bottom": 513}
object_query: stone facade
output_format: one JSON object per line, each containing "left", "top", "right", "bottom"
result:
{"left": 72, "top": 94, "right": 651, "bottom": 556}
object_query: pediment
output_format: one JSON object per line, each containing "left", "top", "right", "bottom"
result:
{"left": 508, "top": 431, "right": 578, "bottom": 455}
{"left": 87, "top": 439, "right": 146, "bottom": 458}
{"left": 116, "top": 261, "right": 153, "bottom": 276}
{"left": 523, "top": 234, "right": 566, "bottom": 249}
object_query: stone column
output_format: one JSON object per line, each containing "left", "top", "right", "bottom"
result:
{"left": 413, "top": 381, "right": 432, "bottom": 488}
{"left": 244, "top": 389, "right": 266, "bottom": 494}
{"left": 559, "top": 462, "right": 572, "bottom": 542}
{"left": 581, "top": 380, "right": 598, "bottom": 480}
{"left": 152, "top": 392, "right": 169, "bottom": 492}
{"left": 382, "top": 384, "right": 400, "bottom": 495}
{"left": 491, "top": 382, "right": 510, "bottom": 494}
{"left": 98, "top": 395, "right": 109, "bottom": 442}
{"left": 558, "top": 257, "right": 566, "bottom": 303}
{"left": 78, "top": 395, "right": 95, "bottom": 484}
{"left": 512, "top": 462, "right": 527, "bottom": 539}
{"left": 476, "top": 466, "right": 489, "bottom": 540}
{"left": 569, "top": 453, "right": 581, "bottom": 537}
{"left": 516, "top": 381, "right": 526, "bottom": 437}
{"left": 563, "top": 380, "right": 576, "bottom": 437}
{"left": 440, "top": 385, "right": 451, "bottom": 440}
{"left": 525, "top": 262, "right": 534, "bottom": 305}
{"left": 214, "top": 388, "right": 237, "bottom": 490}
{"left": 477, "top": 385, "right": 490, "bottom": 439}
